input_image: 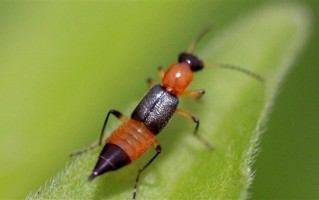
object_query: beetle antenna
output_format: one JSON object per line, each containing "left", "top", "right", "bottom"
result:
{"left": 187, "top": 25, "right": 213, "bottom": 54}
{"left": 187, "top": 25, "right": 264, "bottom": 83}
{"left": 212, "top": 63, "right": 265, "bottom": 83}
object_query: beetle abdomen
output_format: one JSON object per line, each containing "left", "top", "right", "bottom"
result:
{"left": 107, "top": 119, "right": 157, "bottom": 161}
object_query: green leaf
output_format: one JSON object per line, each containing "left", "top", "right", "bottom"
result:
{"left": 27, "top": 3, "right": 310, "bottom": 200}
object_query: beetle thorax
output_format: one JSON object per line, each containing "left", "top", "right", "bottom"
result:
{"left": 162, "top": 63, "right": 193, "bottom": 96}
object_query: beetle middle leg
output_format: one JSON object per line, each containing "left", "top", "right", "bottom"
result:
{"left": 70, "top": 109, "right": 128, "bottom": 156}
{"left": 176, "top": 108, "right": 213, "bottom": 150}
{"left": 132, "top": 143, "right": 162, "bottom": 200}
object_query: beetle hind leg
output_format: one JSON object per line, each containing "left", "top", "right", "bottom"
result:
{"left": 132, "top": 143, "right": 161, "bottom": 200}
{"left": 70, "top": 109, "right": 128, "bottom": 157}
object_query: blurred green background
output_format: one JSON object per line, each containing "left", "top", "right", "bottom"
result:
{"left": 0, "top": 0, "right": 318, "bottom": 199}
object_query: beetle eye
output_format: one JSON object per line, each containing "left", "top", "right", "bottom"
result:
{"left": 178, "top": 52, "right": 204, "bottom": 72}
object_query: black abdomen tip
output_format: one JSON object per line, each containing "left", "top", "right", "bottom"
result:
{"left": 88, "top": 172, "right": 98, "bottom": 182}
{"left": 88, "top": 143, "right": 131, "bottom": 181}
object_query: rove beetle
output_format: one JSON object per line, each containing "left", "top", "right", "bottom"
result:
{"left": 71, "top": 27, "right": 263, "bottom": 200}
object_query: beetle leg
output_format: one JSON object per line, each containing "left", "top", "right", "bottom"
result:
{"left": 146, "top": 78, "right": 156, "bottom": 88}
{"left": 176, "top": 108, "right": 213, "bottom": 150}
{"left": 70, "top": 109, "right": 128, "bottom": 157}
{"left": 158, "top": 66, "right": 165, "bottom": 80}
{"left": 132, "top": 143, "right": 161, "bottom": 200}
{"left": 180, "top": 89, "right": 205, "bottom": 99}
{"left": 146, "top": 66, "right": 165, "bottom": 88}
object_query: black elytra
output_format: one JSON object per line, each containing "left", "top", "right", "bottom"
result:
{"left": 131, "top": 84, "right": 179, "bottom": 134}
